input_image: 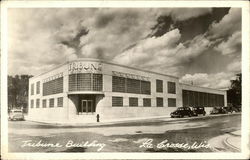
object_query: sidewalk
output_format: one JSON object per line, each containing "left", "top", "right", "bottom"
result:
{"left": 25, "top": 112, "right": 241, "bottom": 127}
{"left": 208, "top": 130, "right": 241, "bottom": 152}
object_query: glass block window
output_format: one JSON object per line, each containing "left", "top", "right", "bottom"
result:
{"left": 36, "top": 99, "right": 40, "bottom": 108}
{"left": 143, "top": 98, "right": 151, "bottom": 107}
{"left": 42, "top": 99, "right": 47, "bottom": 108}
{"left": 156, "top": 97, "right": 163, "bottom": 107}
{"left": 69, "top": 73, "right": 103, "bottom": 92}
{"left": 112, "top": 76, "right": 126, "bottom": 92}
{"left": 127, "top": 78, "right": 140, "bottom": 94}
{"left": 168, "top": 98, "right": 176, "bottom": 107}
{"left": 167, "top": 82, "right": 176, "bottom": 94}
{"left": 57, "top": 97, "right": 63, "bottom": 107}
{"left": 31, "top": 83, "right": 34, "bottom": 95}
{"left": 112, "top": 97, "right": 123, "bottom": 107}
{"left": 129, "top": 97, "right": 138, "bottom": 107}
{"left": 36, "top": 81, "right": 40, "bottom": 94}
{"left": 182, "top": 90, "right": 224, "bottom": 107}
{"left": 141, "top": 81, "right": 151, "bottom": 95}
{"left": 156, "top": 79, "right": 163, "bottom": 93}
{"left": 69, "top": 74, "right": 77, "bottom": 91}
{"left": 49, "top": 98, "right": 54, "bottom": 108}
{"left": 93, "top": 74, "right": 103, "bottom": 91}
{"left": 30, "top": 99, "right": 34, "bottom": 108}
{"left": 77, "top": 73, "right": 91, "bottom": 91}
{"left": 43, "top": 77, "right": 63, "bottom": 96}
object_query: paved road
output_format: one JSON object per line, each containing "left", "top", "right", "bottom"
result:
{"left": 8, "top": 114, "right": 241, "bottom": 152}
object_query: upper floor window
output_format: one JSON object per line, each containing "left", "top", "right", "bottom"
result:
{"left": 36, "top": 81, "right": 40, "bottom": 94}
{"left": 167, "top": 82, "right": 176, "bottom": 94}
{"left": 156, "top": 79, "right": 163, "bottom": 93}
{"left": 43, "top": 77, "right": 63, "bottom": 96}
{"left": 31, "top": 83, "right": 34, "bottom": 95}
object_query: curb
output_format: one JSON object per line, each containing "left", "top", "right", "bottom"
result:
{"left": 223, "top": 137, "right": 241, "bottom": 152}
{"left": 24, "top": 112, "right": 241, "bottom": 127}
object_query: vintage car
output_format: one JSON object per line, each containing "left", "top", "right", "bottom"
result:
{"left": 210, "top": 106, "right": 228, "bottom": 115}
{"left": 191, "top": 107, "right": 206, "bottom": 116}
{"left": 8, "top": 109, "right": 24, "bottom": 121}
{"left": 170, "top": 107, "right": 194, "bottom": 118}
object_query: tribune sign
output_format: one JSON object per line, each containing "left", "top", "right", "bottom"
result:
{"left": 68, "top": 61, "right": 102, "bottom": 74}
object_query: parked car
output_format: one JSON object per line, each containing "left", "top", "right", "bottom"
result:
{"left": 191, "top": 107, "right": 206, "bottom": 116}
{"left": 210, "top": 106, "right": 228, "bottom": 115}
{"left": 170, "top": 107, "right": 194, "bottom": 118}
{"left": 8, "top": 109, "right": 24, "bottom": 121}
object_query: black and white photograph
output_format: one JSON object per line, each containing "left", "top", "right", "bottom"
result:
{"left": 1, "top": 0, "right": 249, "bottom": 159}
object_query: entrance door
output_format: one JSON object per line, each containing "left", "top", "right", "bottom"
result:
{"left": 79, "top": 100, "right": 93, "bottom": 114}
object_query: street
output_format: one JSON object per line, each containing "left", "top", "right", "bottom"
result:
{"left": 8, "top": 114, "right": 241, "bottom": 152}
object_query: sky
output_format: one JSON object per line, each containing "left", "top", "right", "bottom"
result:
{"left": 8, "top": 8, "right": 241, "bottom": 89}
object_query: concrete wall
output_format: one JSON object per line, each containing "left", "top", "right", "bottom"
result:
{"left": 27, "top": 59, "right": 228, "bottom": 123}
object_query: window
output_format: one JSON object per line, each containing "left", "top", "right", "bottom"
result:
{"left": 127, "top": 78, "right": 140, "bottom": 94}
{"left": 168, "top": 98, "right": 176, "bottom": 107}
{"left": 36, "top": 99, "right": 40, "bottom": 108}
{"left": 69, "top": 73, "right": 103, "bottom": 92}
{"left": 43, "top": 77, "right": 63, "bottom": 96}
{"left": 31, "top": 83, "right": 34, "bottom": 95}
{"left": 141, "top": 81, "right": 151, "bottom": 95}
{"left": 143, "top": 98, "right": 151, "bottom": 107}
{"left": 42, "top": 99, "right": 47, "bottom": 108}
{"left": 112, "top": 97, "right": 123, "bottom": 107}
{"left": 77, "top": 73, "right": 91, "bottom": 91}
{"left": 36, "top": 81, "right": 40, "bottom": 94}
{"left": 156, "top": 79, "right": 163, "bottom": 93}
{"left": 167, "top": 82, "right": 176, "bottom": 94}
{"left": 156, "top": 97, "right": 163, "bottom": 107}
{"left": 30, "top": 99, "right": 34, "bottom": 108}
{"left": 112, "top": 76, "right": 126, "bottom": 92}
{"left": 57, "top": 97, "right": 63, "bottom": 107}
{"left": 93, "top": 74, "right": 103, "bottom": 91}
{"left": 129, "top": 97, "right": 138, "bottom": 107}
{"left": 49, "top": 98, "right": 54, "bottom": 108}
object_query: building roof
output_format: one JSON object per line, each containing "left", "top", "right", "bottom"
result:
{"left": 30, "top": 58, "right": 179, "bottom": 79}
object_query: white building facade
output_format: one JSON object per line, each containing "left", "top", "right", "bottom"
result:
{"left": 27, "top": 59, "right": 227, "bottom": 123}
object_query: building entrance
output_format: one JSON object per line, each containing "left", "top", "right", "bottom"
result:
{"left": 79, "top": 100, "right": 94, "bottom": 114}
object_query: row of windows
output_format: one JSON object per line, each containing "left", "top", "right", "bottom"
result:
{"left": 156, "top": 80, "right": 176, "bottom": 94}
{"left": 69, "top": 73, "right": 103, "bottom": 91}
{"left": 43, "top": 77, "right": 63, "bottom": 96}
{"left": 30, "top": 97, "right": 63, "bottom": 108}
{"left": 31, "top": 81, "right": 41, "bottom": 95}
{"left": 182, "top": 90, "right": 224, "bottom": 107}
{"left": 112, "top": 76, "right": 151, "bottom": 95}
{"left": 112, "top": 96, "right": 176, "bottom": 107}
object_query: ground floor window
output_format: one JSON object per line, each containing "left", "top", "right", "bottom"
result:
{"left": 143, "top": 98, "right": 151, "bottom": 107}
{"left": 112, "top": 96, "right": 123, "bottom": 107}
{"left": 168, "top": 98, "right": 176, "bottom": 107}
{"left": 30, "top": 99, "right": 34, "bottom": 108}
{"left": 57, "top": 97, "right": 63, "bottom": 107}
{"left": 42, "top": 99, "right": 46, "bottom": 108}
{"left": 156, "top": 97, "right": 163, "bottom": 107}
{"left": 129, "top": 97, "right": 138, "bottom": 107}
{"left": 49, "top": 98, "right": 54, "bottom": 108}
{"left": 36, "top": 99, "right": 40, "bottom": 108}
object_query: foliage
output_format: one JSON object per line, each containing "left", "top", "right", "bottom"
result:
{"left": 227, "top": 73, "right": 241, "bottom": 107}
{"left": 8, "top": 75, "right": 33, "bottom": 113}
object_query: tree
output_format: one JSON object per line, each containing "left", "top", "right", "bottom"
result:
{"left": 227, "top": 73, "right": 241, "bottom": 107}
{"left": 8, "top": 75, "right": 33, "bottom": 113}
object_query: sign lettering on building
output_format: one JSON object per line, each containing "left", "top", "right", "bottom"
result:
{"left": 112, "top": 71, "right": 150, "bottom": 81}
{"left": 68, "top": 62, "right": 102, "bottom": 74}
